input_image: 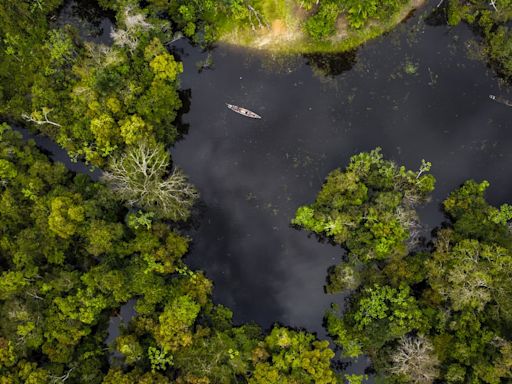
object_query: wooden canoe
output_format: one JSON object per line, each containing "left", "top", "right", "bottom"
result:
{"left": 226, "top": 103, "right": 262, "bottom": 119}
{"left": 489, "top": 94, "right": 512, "bottom": 107}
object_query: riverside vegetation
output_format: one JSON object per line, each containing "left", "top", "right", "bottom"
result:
{"left": 99, "top": 0, "right": 426, "bottom": 52}
{"left": 443, "top": 0, "right": 512, "bottom": 80}
{"left": 293, "top": 149, "right": 512, "bottom": 383}
{"left": 1, "top": 0, "right": 512, "bottom": 383}
{"left": 0, "top": 123, "right": 339, "bottom": 383}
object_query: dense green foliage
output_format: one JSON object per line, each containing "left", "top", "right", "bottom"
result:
{"left": 295, "top": 150, "right": 512, "bottom": 383}
{"left": 0, "top": 1, "right": 184, "bottom": 167}
{"left": 300, "top": 0, "right": 409, "bottom": 38}
{"left": 305, "top": 2, "right": 341, "bottom": 40}
{"left": 445, "top": 0, "right": 512, "bottom": 79}
{"left": 0, "top": 124, "right": 341, "bottom": 383}
{"left": 292, "top": 148, "right": 434, "bottom": 291}
{"left": 35, "top": 9, "right": 183, "bottom": 166}
{"left": 340, "top": 0, "right": 408, "bottom": 29}
{"left": 0, "top": 1, "right": 201, "bottom": 220}
{"left": 98, "top": 0, "right": 262, "bottom": 46}
{"left": 101, "top": 0, "right": 417, "bottom": 51}
{"left": 0, "top": 1, "right": 64, "bottom": 115}
{"left": 3, "top": 0, "right": 512, "bottom": 382}
{"left": 0, "top": 123, "right": 184, "bottom": 380}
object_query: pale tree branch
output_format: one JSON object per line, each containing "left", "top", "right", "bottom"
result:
{"left": 26, "top": 291, "right": 43, "bottom": 300}
{"left": 102, "top": 141, "right": 198, "bottom": 221}
{"left": 111, "top": 6, "right": 153, "bottom": 52}
{"left": 389, "top": 335, "right": 440, "bottom": 384}
{"left": 247, "top": 5, "right": 269, "bottom": 30}
{"left": 396, "top": 207, "right": 422, "bottom": 249}
{"left": 50, "top": 368, "right": 74, "bottom": 383}
{"left": 22, "top": 108, "right": 61, "bottom": 127}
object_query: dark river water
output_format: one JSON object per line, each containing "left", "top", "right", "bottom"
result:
{"left": 171, "top": 1, "right": 512, "bottom": 340}
{"left": 11, "top": 0, "right": 511, "bottom": 375}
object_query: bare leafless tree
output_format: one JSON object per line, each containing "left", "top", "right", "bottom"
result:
{"left": 102, "top": 141, "right": 198, "bottom": 221}
{"left": 111, "top": 28, "right": 138, "bottom": 52}
{"left": 82, "top": 42, "right": 121, "bottom": 67}
{"left": 111, "top": 6, "right": 153, "bottom": 52}
{"left": 396, "top": 207, "right": 422, "bottom": 249}
{"left": 125, "top": 10, "right": 151, "bottom": 31}
{"left": 389, "top": 335, "right": 440, "bottom": 384}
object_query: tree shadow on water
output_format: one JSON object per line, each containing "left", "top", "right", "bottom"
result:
{"left": 304, "top": 50, "right": 358, "bottom": 79}
{"left": 174, "top": 88, "right": 192, "bottom": 141}
{"left": 424, "top": 3, "right": 449, "bottom": 27}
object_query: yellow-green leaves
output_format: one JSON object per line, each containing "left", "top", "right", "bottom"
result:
{"left": 148, "top": 347, "right": 173, "bottom": 372}
{"left": 353, "top": 284, "right": 423, "bottom": 333}
{"left": 145, "top": 37, "right": 183, "bottom": 81}
{"left": 156, "top": 295, "right": 200, "bottom": 352}
{"left": 150, "top": 54, "right": 183, "bottom": 81}
{"left": 427, "top": 234, "right": 512, "bottom": 312}
{"left": 40, "top": 32, "right": 184, "bottom": 167}
{"left": 304, "top": 2, "right": 340, "bottom": 40}
{"left": 293, "top": 148, "right": 433, "bottom": 264}
{"left": 120, "top": 115, "right": 152, "bottom": 145}
{"left": 0, "top": 271, "right": 28, "bottom": 300}
{"left": 54, "top": 288, "right": 109, "bottom": 325}
{"left": 143, "top": 231, "right": 189, "bottom": 274}
{"left": 0, "top": 338, "right": 16, "bottom": 368}
{"left": 48, "top": 195, "right": 85, "bottom": 239}
{"left": 325, "top": 307, "right": 362, "bottom": 358}
{"left": 0, "top": 159, "right": 17, "bottom": 181}
{"left": 117, "top": 335, "right": 144, "bottom": 365}
{"left": 90, "top": 113, "right": 119, "bottom": 156}
{"left": 250, "top": 327, "right": 339, "bottom": 384}
{"left": 43, "top": 29, "right": 75, "bottom": 75}
{"left": 85, "top": 220, "right": 124, "bottom": 257}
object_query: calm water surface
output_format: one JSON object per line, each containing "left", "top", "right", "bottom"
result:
{"left": 171, "top": 2, "right": 512, "bottom": 340}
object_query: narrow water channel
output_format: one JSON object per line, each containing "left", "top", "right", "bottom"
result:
{"left": 171, "top": 1, "right": 512, "bottom": 339}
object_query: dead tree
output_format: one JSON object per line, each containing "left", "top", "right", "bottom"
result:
{"left": 102, "top": 141, "right": 198, "bottom": 221}
{"left": 396, "top": 207, "right": 422, "bottom": 249}
{"left": 389, "top": 335, "right": 440, "bottom": 384}
{"left": 111, "top": 6, "right": 153, "bottom": 52}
